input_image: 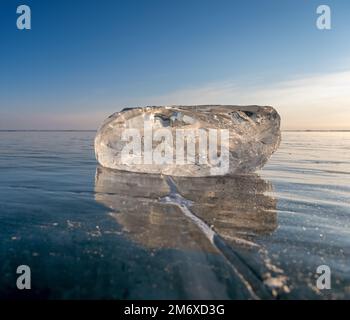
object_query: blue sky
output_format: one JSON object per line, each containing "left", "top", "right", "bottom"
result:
{"left": 0, "top": 0, "right": 349, "bottom": 129}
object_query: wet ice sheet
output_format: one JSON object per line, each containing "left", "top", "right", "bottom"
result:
{"left": 0, "top": 131, "right": 349, "bottom": 299}
{"left": 259, "top": 132, "right": 350, "bottom": 298}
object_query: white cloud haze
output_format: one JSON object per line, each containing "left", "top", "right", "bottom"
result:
{"left": 141, "top": 70, "right": 350, "bottom": 130}
{"left": 1, "top": 70, "right": 349, "bottom": 130}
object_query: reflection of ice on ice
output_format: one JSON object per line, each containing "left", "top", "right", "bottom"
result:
{"left": 94, "top": 166, "right": 289, "bottom": 298}
{"left": 161, "top": 176, "right": 215, "bottom": 244}
{"left": 94, "top": 166, "right": 278, "bottom": 249}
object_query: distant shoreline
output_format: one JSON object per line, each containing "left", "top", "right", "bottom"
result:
{"left": 283, "top": 130, "right": 350, "bottom": 132}
{"left": 1, "top": 130, "right": 350, "bottom": 133}
{"left": 0, "top": 130, "right": 97, "bottom": 132}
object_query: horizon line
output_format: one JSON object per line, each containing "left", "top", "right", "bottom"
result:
{"left": 1, "top": 129, "right": 350, "bottom": 132}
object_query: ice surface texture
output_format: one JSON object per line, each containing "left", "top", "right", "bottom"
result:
{"left": 94, "top": 105, "right": 281, "bottom": 176}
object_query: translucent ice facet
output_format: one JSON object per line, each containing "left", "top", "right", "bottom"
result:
{"left": 94, "top": 105, "right": 281, "bottom": 176}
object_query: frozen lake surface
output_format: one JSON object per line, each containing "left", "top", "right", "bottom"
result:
{"left": 0, "top": 131, "right": 349, "bottom": 299}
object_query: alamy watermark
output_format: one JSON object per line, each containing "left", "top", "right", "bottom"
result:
{"left": 12, "top": 264, "right": 332, "bottom": 292}
{"left": 14, "top": 4, "right": 331, "bottom": 31}
{"left": 316, "top": 265, "right": 331, "bottom": 290}
{"left": 120, "top": 119, "right": 230, "bottom": 176}
{"left": 16, "top": 265, "right": 31, "bottom": 290}
{"left": 16, "top": 5, "right": 31, "bottom": 30}
{"left": 316, "top": 5, "right": 331, "bottom": 30}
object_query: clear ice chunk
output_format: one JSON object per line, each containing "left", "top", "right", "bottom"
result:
{"left": 94, "top": 105, "right": 281, "bottom": 176}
